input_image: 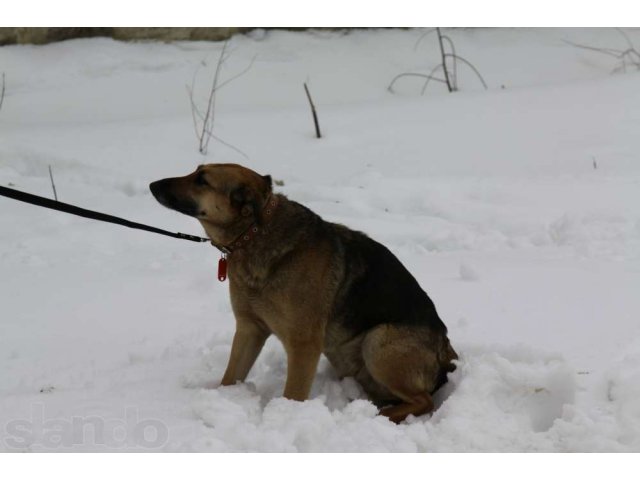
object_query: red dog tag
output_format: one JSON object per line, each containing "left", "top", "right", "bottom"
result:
{"left": 218, "top": 256, "right": 228, "bottom": 282}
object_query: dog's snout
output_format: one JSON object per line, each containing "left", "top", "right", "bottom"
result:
{"left": 149, "top": 177, "right": 198, "bottom": 217}
{"left": 149, "top": 178, "right": 175, "bottom": 208}
{"left": 149, "top": 179, "right": 177, "bottom": 206}
{"left": 149, "top": 179, "right": 168, "bottom": 200}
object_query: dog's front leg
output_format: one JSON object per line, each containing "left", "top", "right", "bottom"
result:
{"left": 220, "top": 317, "right": 270, "bottom": 386}
{"left": 282, "top": 338, "right": 323, "bottom": 401}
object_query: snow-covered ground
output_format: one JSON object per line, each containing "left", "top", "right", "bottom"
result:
{"left": 1, "top": 28, "right": 639, "bottom": 452}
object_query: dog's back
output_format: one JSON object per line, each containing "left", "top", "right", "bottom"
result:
{"left": 330, "top": 224, "right": 449, "bottom": 335}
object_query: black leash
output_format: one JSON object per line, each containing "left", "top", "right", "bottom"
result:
{"left": 0, "top": 185, "right": 213, "bottom": 246}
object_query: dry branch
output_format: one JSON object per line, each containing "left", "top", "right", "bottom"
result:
{"left": 413, "top": 28, "right": 436, "bottom": 51}
{"left": 445, "top": 53, "right": 488, "bottom": 89}
{"left": 389, "top": 27, "right": 487, "bottom": 95}
{"left": 303, "top": 82, "right": 322, "bottom": 139}
{"left": 440, "top": 35, "right": 458, "bottom": 86}
{"left": 436, "top": 28, "right": 453, "bottom": 92}
{"left": 420, "top": 64, "right": 446, "bottom": 95}
{"left": 0, "top": 73, "right": 5, "bottom": 113}
{"left": 187, "top": 42, "right": 254, "bottom": 157}
{"left": 564, "top": 29, "right": 640, "bottom": 74}
{"left": 48, "top": 165, "right": 58, "bottom": 201}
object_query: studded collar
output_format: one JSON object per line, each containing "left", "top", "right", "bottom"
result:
{"left": 215, "top": 194, "right": 279, "bottom": 254}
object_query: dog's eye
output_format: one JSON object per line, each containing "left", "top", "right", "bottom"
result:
{"left": 195, "top": 172, "right": 208, "bottom": 187}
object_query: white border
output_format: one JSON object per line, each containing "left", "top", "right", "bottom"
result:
{"left": 0, "top": 0, "right": 638, "bottom": 27}
{"left": 3, "top": 452, "right": 640, "bottom": 479}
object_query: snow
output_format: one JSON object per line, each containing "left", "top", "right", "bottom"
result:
{"left": 1, "top": 28, "right": 639, "bottom": 451}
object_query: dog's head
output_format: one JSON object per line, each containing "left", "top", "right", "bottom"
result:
{"left": 149, "top": 163, "right": 272, "bottom": 243}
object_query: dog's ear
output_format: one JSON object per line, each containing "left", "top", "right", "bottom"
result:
{"left": 262, "top": 175, "right": 272, "bottom": 191}
{"left": 230, "top": 184, "right": 261, "bottom": 220}
{"left": 230, "top": 175, "right": 272, "bottom": 222}
{"left": 230, "top": 184, "right": 249, "bottom": 213}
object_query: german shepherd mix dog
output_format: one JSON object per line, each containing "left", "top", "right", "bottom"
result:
{"left": 150, "top": 164, "right": 457, "bottom": 423}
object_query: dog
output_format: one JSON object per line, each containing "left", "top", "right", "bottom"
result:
{"left": 150, "top": 163, "right": 457, "bottom": 423}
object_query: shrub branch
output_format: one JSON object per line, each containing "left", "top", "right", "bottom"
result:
{"left": 389, "top": 27, "right": 487, "bottom": 95}
{"left": 303, "top": 82, "right": 322, "bottom": 139}
{"left": 187, "top": 41, "right": 254, "bottom": 157}
{"left": 0, "top": 73, "right": 5, "bottom": 113}
{"left": 564, "top": 29, "right": 640, "bottom": 74}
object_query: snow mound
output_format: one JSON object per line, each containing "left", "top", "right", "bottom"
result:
{"left": 170, "top": 341, "right": 578, "bottom": 452}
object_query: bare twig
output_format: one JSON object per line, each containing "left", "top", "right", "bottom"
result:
{"left": 187, "top": 84, "right": 201, "bottom": 143}
{"left": 564, "top": 29, "right": 640, "bottom": 73}
{"left": 187, "top": 84, "right": 250, "bottom": 160}
{"left": 445, "top": 54, "right": 488, "bottom": 89}
{"left": 616, "top": 28, "right": 635, "bottom": 52}
{"left": 303, "top": 82, "right": 322, "bottom": 139}
{"left": 48, "top": 165, "right": 58, "bottom": 201}
{"left": 420, "top": 64, "right": 446, "bottom": 95}
{"left": 389, "top": 28, "right": 486, "bottom": 95}
{"left": 188, "top": 41, "right": 254, "bottom": 157}
{"left": 413, "top": 28, "right": 436, "bottom": 51}
{"left": 388, "top": 72, "right": 446, "bottom": 93}
{"left": 204, "top": 130, "right": 250, "bottom": 160}
{"left": 215, "top": 55, "right": 257, "bottom": 91}
{"left": 436, "top": 28, "right": 453, "bottom": 92}
{"left": 199, "top": 40, "right": 228, "bottom": 154}
{"left": 440, "top": 35, "right": 458, "bottom": 88}
{"left": 0, "top": 73, "right": 5, "bottom": 113}
{"left": 563, "top": 40, "right": 623, "bottom": 58}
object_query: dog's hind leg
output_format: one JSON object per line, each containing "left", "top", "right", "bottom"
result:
{"left": 379, "top": 393, "right": 434, "bottom": 424}
{"left": 221, "top": 316, "right": 270, "bottom": 386}
{"left": 362, "top": 324, "right": 443, "bottom": 423}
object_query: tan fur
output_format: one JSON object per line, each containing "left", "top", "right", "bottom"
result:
{"left": 150, "top": 163, "right": 458, "bottom": 422}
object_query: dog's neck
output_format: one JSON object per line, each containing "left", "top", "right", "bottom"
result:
{"left": 201, "top": 194, "right": 279, "bottom": 254}
{"left": 220, "top": 195, "right": 316, "bottom": 287}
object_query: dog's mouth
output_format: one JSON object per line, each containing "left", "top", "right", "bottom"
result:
{"left": 149, "top": 179, "right": 198, "bottom": 217}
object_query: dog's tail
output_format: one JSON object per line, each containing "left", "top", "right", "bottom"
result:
{"left": 434, "top": 337, "right": 458, "bottom": 391}
{"left": 437, "top": 333, "right": 458, "bottom": 367}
